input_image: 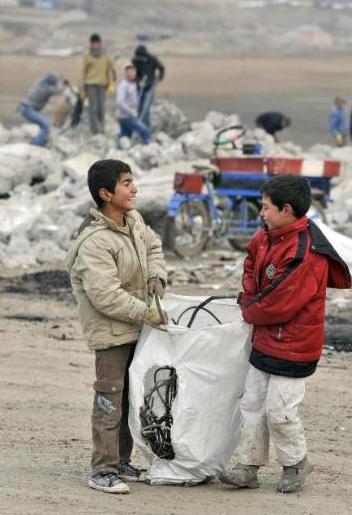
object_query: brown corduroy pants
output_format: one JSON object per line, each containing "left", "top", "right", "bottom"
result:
{"left": 91, "top": 343, "right": 136, "bottom": 475}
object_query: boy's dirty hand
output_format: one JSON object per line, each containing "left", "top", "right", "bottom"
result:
{"left": 144, "top": 307, "right": 168, "bottom": 326}
{"left": 148, "top": 278, "right": 165, "bottom": 299}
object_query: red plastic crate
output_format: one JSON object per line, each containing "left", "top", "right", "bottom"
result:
{"left": 174, "top": 172, "right": 204, "bottom": 194}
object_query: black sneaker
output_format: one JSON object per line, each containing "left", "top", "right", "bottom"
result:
{"left": 88, "top": 473, "right": 130, "bottom": 494}
{"left": 117, "top": 461, "right": 147, "bottom": 482}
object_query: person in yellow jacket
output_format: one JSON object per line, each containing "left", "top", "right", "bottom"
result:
{"left": 66, "top": 159, "right": 167, "bottom": 494}
{"left": 81, "top": 34, "right": 116, "bottom": 134}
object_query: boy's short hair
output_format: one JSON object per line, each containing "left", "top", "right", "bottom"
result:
{"left": 260, "top": 174, "right": 312, "bottom": 218}
{"left": 87, "top": 159, "right": 132, "bottom": 208}
{"left": 90, "top": 33, "right": 101, "bottom": 43}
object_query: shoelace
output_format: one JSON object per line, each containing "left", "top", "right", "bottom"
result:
{"left": 102, "top": 473, "right": 120, "bottom": 486}
{"left": 120, "top": 462, "right": 144, "bottom": 476}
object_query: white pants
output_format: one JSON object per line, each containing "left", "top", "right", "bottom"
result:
{"left": 236, "top": 365, "right": 307, "bottom": 467}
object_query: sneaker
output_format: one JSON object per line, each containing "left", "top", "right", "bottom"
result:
{"left": 117, "top": 461, "right": 147, "bottom": 482}
{"left": 88, "top": 473, "right": 130, "bottom": 494}
{"left": 219, "top": 463, "right": 259, "bottom": 489}
{"left": 277, "top": 456, "right": 314, "bottom": 493}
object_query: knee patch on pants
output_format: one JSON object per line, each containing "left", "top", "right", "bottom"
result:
{"left": 94, "top": 393, "right": 118, "bottom": 415}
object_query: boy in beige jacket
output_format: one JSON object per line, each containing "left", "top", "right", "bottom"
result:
{"left": 66, "top": 159, "right": 167, "bottom": 494}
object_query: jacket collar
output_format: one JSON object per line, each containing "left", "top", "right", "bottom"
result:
{"left": 90, "top": 207, "right": 136, "bottom": 233}
{"left": 265, "top": 216, "right": 308, "bottom": 244}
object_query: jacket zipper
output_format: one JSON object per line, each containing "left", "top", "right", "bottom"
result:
{"left": 277, "top": 324, "right": 283, "bottom": 340}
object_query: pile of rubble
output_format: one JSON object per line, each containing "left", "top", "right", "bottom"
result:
{"left": 0, "top": 99, "right": 352, "bottom": 268}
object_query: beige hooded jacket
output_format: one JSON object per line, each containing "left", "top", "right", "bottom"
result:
{"left": 66, "top": 207, "right": 167, "bottom": 351}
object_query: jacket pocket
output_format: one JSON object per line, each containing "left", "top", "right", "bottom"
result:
{"left": 275, "top": 323, "right": 293, "bottom": 342}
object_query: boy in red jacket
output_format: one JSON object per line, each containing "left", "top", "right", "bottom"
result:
{"left": 220, "top": 174, "right": 351, "bottom": 493}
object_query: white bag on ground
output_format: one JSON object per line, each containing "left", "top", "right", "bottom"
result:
{"left": 129, "top": 294, "right": 251, "bottom": 485}
{"left": 316, "top": 220, "right": 352, "bottom": 273}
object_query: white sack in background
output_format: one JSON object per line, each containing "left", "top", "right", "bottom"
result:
{"left": 129, "top": 294, "right": 251, "bottom": 485}
{"left": 316, "top": 221, "right": 352, "bottom": 274}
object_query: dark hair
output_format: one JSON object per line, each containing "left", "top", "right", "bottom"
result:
{"left": 260, "top": 174, "right": 311, "bottom": 218}
{"left": 87, "top": 159, "right": 132, "bottom": 208}
{"left": 90, "top": 33, "right": 101, "bottom": 43}
{"left": 135, "top": 45, "right": 147, "bottom": 56}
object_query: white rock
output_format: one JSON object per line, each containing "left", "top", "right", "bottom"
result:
{"left": 205, "top": 111, "right": 227, "bottom": 129}
{"left": 179, "top": 122, "right": 214, "bottom": 159}
{"left": 10, "top": 123, "right": 38, "bottom": 140}
{"left": 31, "top": 239, "right": 66, "bottom": 265}
{"left": 223, "top": 113, "right": 241, "bottom": 127}
{"left": 0, "top": 123, "right": 10, "bottom": 144}
{"left": 151, "top": 100, "right": 190, "bottom": 138}
{"left": 63, "top": 152, "right": 99, "bottom": 181}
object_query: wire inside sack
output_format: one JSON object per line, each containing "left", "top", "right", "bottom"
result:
{"left": 172, "top": 295, "right": 237, "bottom": 327}
{"left": 140, "top": 366, "right": 178, "bottom": 460}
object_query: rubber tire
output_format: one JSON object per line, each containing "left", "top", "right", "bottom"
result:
{"left": 228, "top": 200, "right": 261, "bottom": 252}
{"left": 172, "top": 201, "right": 211, "bottom": 258}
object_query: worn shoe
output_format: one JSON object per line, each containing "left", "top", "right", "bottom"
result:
{"left": 277, "top": 456, "right": 314, "bottom": 493}
{"left": 219, "top": 464, "right": 259, "bottom": 489}
{"left": 117, "top": 461, "right": 147, "bottom": 482}
{"left": 88, "top": 473, "right": 130, "bottom": 494}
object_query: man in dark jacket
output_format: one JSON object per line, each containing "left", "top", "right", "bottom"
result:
{"left": 19, "top": 73, "right": 64, "bottom": 146}
{"left": 220, "top": 174, "right": 351, "bottom": 494}
{"left": 132, "top": 45, "right": 165, "bottom": 128}
{"left": 255, "top": 111, "right": 291, "bottom": 142}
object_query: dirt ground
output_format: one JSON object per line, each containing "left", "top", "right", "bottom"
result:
{"left": 2, "top": 53, "right": 352, "bottom": 147}
{"left": 0, "top": 265, "right": 352, "bottom": 515}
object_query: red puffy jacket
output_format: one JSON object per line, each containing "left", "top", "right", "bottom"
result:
{"left": 239, "top": 217, "right": 351, "bottom": 363}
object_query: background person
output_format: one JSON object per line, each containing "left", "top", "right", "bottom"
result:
{"left": 329, "top": 96, "right": 348, "bottom": 147}
{"left": 81, "top": 33, "right": 116, "bottom": 135}
{"left": 132, "top": 45, "right": 165, "bottom": 128}
{"left": 116, "top": 64, "right": 151, "bottom": 147}
{"left": 19, "top": 72, "right": 64, "bottom": 146}
{"left": 255, "top": 111, "right": 291, "bottom": 142}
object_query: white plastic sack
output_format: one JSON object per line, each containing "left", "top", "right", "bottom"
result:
{"left": 316, "top": 220, "right": 352, "bottom": 274}
{"left": 129, "top": 294, "right": 251, "bottom": 485}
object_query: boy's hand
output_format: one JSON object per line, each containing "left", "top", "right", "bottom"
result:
{"left": 148, "top": 278, "right": 165, "bottom": 299}
{"left": 144, "top": 307, "right": 168, "bottom": 326}
{"left": 237, "top": 291, "right": 253, "bottom": 309}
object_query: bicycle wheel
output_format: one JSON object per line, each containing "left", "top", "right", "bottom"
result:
{"left": 171, "top": 201, "right": 211, "bottom": 258}
{"left": 228, "top": 200, "right": 261, "bottom": 251}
